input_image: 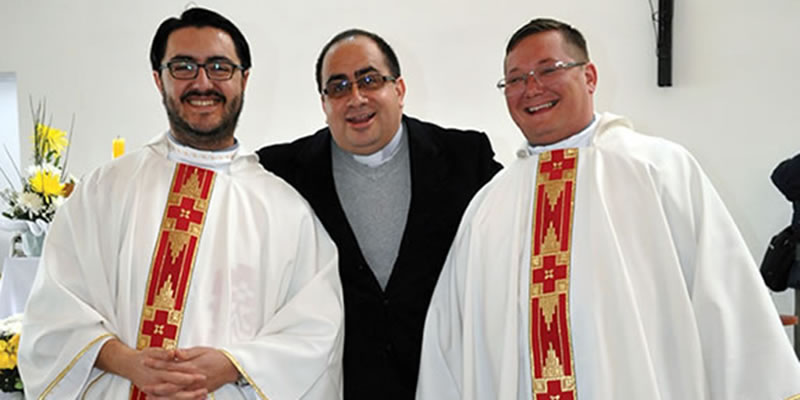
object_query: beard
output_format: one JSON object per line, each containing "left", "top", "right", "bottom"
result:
{"left": 162, "top": 88, "right": 244, "bottom": 147}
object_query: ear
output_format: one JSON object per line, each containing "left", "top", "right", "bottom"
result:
{"left": 153, "top": 70, "right": 164, "bottom": 93}
{"left": 241, "top": 69, "right": 250, "bottom": 91}
{"left": 321, "top": 93, "right": 331, "bottom": 125}
{"left": 583, "top": 62, "right": 598, "bottom": 94}
{"left": 394, "top": 76, "right": 406, "bottom": 108}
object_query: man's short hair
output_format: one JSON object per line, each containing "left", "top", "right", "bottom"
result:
{"left": 150, "top": 7, "right": 252, "bottom": 72}
{"left": 315, "top": 29, "right": 401, "bottom": 94}
{"left": 506, "top": 18, "right": 589, "bottom": 61}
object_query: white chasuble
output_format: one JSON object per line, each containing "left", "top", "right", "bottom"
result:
{"left": 19, "top": 133, "right": 344, "bottom": 399}
{"left": 416, "top": 113, "right": 800, "bottom": 400}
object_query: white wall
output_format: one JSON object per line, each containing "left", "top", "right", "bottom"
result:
{"left": 1, "top": 1, "right": 798, "bottom": 317}
{"left": 0, "top": 73, "right": 21, "bottom": 259}
{"left": 0, "top": 73, "right": 20, "bottom": 192}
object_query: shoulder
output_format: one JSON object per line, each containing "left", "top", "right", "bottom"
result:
{"left": 591, "top": 113, "right": 711, "bottom": 203}
{"left": 593, "top": 113, "right": 697, "bottom": 172}
{"left": 404, "top": 115, "right": 493, "bottom": 148}
{"left": 404, "top": 115, "right": 500, "bottom": 173}
{"left": 443, "top": 157, "right": 532, "bottom": 254}
{"left": 771, "top": 153, "right": 800, "bottom": 199}
{"left": 228, "top": 156, "right": 320, "bottom": 219}
{"left": 256, "top": 127, "right": 330, "bottom": 170}
{"left": 80, "top": 147, "right": 161, "bottom": 190}
{"left": 405, "top": 115, "right": 503, "bottom": 181}
{"left": 465, "top": 157, "right": 531, "bottom": 215}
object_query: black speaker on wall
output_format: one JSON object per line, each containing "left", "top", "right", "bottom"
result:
{"left": 657, "top": 0, "right": 674, "bottom": 87}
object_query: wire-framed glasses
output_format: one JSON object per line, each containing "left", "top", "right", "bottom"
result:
{"left": 323, "top": 73, "right": 397, "bottom": 99}
{"left": 497, "top": 60, "right": 587, "bottom": 97}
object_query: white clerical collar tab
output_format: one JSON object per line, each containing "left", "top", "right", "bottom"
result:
{"left": 527, "top": 113, "right": 599, "bottom": 156}
{"left": 350, "top": 123, "right": 405, "bottom": 168}
{"left": 166, "top": 132, "right": 239, "bottom": 172}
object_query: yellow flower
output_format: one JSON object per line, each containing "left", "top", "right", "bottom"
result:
{"left": 35, "top": 123, "right": 69, "bottom": 156}
{"left": 29, "top": 169, "right": 65, "bottom": 199}
{"left": 0, "top": 351, "right": 12, "bottom": 369}
{"left": 8, "top": 333, "right": 19, "bottom": 354}
{"left": 0, "top": 339, "right": 6, "bottom": 352}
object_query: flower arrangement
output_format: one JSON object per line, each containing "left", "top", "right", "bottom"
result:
{"left": 0, "top": 99, "right": 75, "bottom": 256}
{"left": 0, "top": 314, "right": 22, "bottom": 393}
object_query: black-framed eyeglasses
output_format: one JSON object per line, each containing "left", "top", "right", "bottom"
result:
{"left": 160, "top": 59, "right": 245, "bottom": 81}
{"left": 497, "top": 60, "right": 587, "bottom": 97}
{"left": 322, "top": 73, "right": 397, "bottom": 99}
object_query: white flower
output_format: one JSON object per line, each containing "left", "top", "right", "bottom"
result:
{"left": 25, "top": 163, "right": 59, "bottom": 177}
{"left": 41, "top": 163, "right": 59, "bottom": 174}
{"left": 18, "top": 191, "right": 44, "bottom": 214}
{"left": 51, "top": 195, "right": 65, "bottom": 208}
{"left": 25, "top": 164, "right": 40, "bottom": 177}
{"left": 0, "top": 313, "right": 22, "bottom": 335}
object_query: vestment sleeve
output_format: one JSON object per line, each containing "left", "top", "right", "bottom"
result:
{"left": 219, "top": 211, "right": 344, "bottom": 400}
{"left": 660, "top": 149, "right": 800, "bottom": 399}
{"left": 18, "top": 169, "right": 120, "bottom": 399}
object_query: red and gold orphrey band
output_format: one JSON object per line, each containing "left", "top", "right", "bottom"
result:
{"left": 530, "top": 148, "right": 578, "bottom": 400}
{"left": 130, "top": 164, "right": 216, "bottom": 400}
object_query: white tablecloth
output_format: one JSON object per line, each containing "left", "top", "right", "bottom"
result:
{"left": 0, "top": 257, "right": 39, "bottom": 319}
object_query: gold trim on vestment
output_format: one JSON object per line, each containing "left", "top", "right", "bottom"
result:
{"left": 39, "top": 333, "right": 115, "bottom": 399}
{"left": 219, "top": 349, "right": 270, "bottom": 400}
{"left": 81, "top": 372, "right": 107, "bottom": 400}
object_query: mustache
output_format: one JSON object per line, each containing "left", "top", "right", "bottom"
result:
{"left": 180, "top": 90, "right": 226, "bottom": 103}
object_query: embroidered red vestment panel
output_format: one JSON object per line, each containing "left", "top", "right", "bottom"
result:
{"left": 529, "top": 149, "right": 578, "bottom": 400}
{"left": 130, "top": 164, "right": 215, "bottom": 400}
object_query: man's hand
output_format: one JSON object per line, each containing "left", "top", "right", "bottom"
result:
{"left": 170, "top": 347, "right": 241, "bottom": 393}
{"left": 96, "top": 339, "right": 208, "bottom": 399}
{"left": 134, "top": 347, "right": 208, "bottom": 399}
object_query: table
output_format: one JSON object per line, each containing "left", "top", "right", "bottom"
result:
{"left": 0, "top": 257, "right": 39, "bottom": 319}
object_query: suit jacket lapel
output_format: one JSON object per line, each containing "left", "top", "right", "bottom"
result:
{"left": 297, "top": 131, "right": 368, "bottom": 267}
{"left": 385, "top": 116, "right": 448, "bottom": 293}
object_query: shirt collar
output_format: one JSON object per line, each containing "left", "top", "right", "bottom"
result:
{"left": 525, "top": 113, "right": 598, "bottom": 156}
{"left": 166, "top": 132, "right": 240, "bottom": 173}
{"left": 345, "top": 123, "right": 405, "bottom": 168}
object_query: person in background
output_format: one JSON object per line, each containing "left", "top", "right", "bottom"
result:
{"left": 772, "top": 153, "right": 800, "bottom": 288}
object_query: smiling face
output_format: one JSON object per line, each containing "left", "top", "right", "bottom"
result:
{"left": 504, "top": 30, "right": 597, "bottom": 145}
{"left": 320, "top": 35, "right": 405, "bottom": 155}
{"left": 154, "top": 26, "right": 249, "bottom": 150}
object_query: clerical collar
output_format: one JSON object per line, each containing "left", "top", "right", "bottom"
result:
{"left": 526, "top": 114, "right": 598, "bottom": 156}
{"left": 342, "top": 123, "right": 405, "bottom": 168}
{"left": 166, "top": 132, "right": 239, "bottom": 173}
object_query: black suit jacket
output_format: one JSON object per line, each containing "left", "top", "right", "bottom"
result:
{"left": 257, "top": 115, "right": 501, "bottom": 399}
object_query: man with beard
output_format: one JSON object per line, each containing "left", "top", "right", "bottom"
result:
{"left": 257, "top": 29, "right": 501, "bottom": 399}
{"left": 19, "top": 8, "right": 344, "bottom": 400}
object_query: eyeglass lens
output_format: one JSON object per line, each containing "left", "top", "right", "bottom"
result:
{"left": 325, "top": 73, "right": 391, "bottom": 98}
{"left": 500, "top": 62, "right": 582, "bottom": 96}
{"left": 168, "top": 61, "right": 237, "bottom": 80}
